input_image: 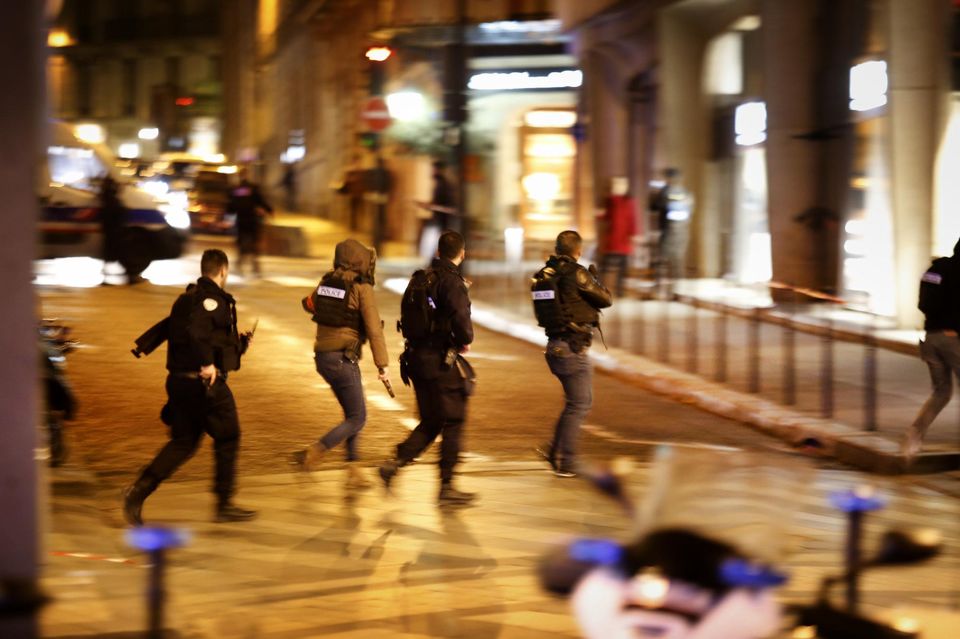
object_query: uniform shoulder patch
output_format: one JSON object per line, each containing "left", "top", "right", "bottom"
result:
{"left": 203, "top": 298, "right": 219, "bottom": 311}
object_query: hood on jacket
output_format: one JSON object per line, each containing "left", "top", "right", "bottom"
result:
{"left": 333, "top": 238, "right": 377, "bottom": 282}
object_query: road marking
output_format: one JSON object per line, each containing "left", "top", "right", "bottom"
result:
{"left": 368, "top": 394, "right": 404, "bottom": 412}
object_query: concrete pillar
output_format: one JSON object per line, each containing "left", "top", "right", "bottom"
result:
{"left": 0, "top": 1, "right": 43, "bottom": 636}
{"left": 658, "top": 8, "right": 710, "bottom": 276}
{"left": 761, "top": 0, "right": 820, "bottom": 289}
{"left": 887, "top": 0, "right": 951, "bottom": 327}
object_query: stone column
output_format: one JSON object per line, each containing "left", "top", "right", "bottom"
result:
{"left": 0, "top": 1, "right": 43, "bottom": 636}
{"left": 761, "top": 0, "right": 821, "bottom": 290}
{"left": 887, "top": 0, "right": 951, "bottom": 327}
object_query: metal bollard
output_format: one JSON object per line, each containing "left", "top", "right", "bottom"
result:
{"left": 637, "top": 291, "right": 646, "bottom": 356}
{"left": 821, "top": 317, "right": 834, "bottom": 419}
{"left": 658, "top": 290, "right": 670, "bottom": 364}
{"left": 748, "top": 307, "right": 761, "bottom": 394}
{"left": 715, "top": 304, "right": 728, "bottom": 384}
{"left": 863, "top": 322, "right": 878, "bottom": 432}
{"left": 782, "top": 314, "right": 797, "bottom": 406}
{"left": 127, "top": 527, "right": 189, "bottom": 639}
{"left": 686, "top": 297, "right": 699, "bottom": 374}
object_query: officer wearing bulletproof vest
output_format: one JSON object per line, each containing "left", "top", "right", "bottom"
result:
{"left": 533, "top": 230, "right": 612, "bottom": 477}
{"left": 291, "top": 239, "right": 390, "bottom": 489}
{"left": 379, "top": 230, "right": 477, "bottom": 506}
{"left": 123, "top": 249, "right": 257, "bottom": 525}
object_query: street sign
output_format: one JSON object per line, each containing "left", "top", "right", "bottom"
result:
{"left": 361, "top": 96, "right": 392, "bottom": 132}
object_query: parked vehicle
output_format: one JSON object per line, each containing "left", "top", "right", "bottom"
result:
{"left": 39, "top": 122, "right": 190, "bottom": 279}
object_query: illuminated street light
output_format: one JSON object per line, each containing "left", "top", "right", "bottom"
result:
{"left": 48, "top": 28, "right": 73, "bottom": 48}
{"left": 74, "top": 123, "right": 105, "bottom": 145}
{"left": 365, "top": 46, "right": 392, "bottom": 62}
{"left": 386, "top": 91, "right": 426, "bottom": 121}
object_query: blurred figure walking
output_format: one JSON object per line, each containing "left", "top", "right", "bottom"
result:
{"left": 228, "top": 169, "right": 273, "bottom": 277}
{"left": 650, "top": 167, "right": 693, "bottom": 284}
{"left": 903, "top": 238, "right": 960, "bottom": 464}
{"left": 292, "top": 239, "right": 391, "bottom": 490}
{"left": 597, "top": 176, "right": 638, "bottom": 297}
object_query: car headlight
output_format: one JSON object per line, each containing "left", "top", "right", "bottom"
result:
{"left": 159, "top": 204, "right": 191, "bottom": 230}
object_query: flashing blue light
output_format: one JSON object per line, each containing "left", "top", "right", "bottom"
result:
{"left": 829, "top": 488, "right": 886, "bottom": 513}
{"left": 125, "top": 527, "right": 190, "bottom": 552}
{"left": 720, "top": 558, "right": 788, "bottom": 588}
{"left": 569, "top": 539, "right": 623, "bottom": 566}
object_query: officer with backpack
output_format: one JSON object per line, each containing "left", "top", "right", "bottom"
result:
{"left": 379, "top": 231, "right": 477, "bottom": 505}
{"left": 532, "top": 230, "right": 612, "bottom": 477}
{"left": 291, "top": 239, "right": 390, "bottom": 490}
{"left": 904, "top": 238, "right": 960, "bottom": 464}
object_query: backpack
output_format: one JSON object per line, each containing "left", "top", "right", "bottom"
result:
{"left": 398, "top": 268, "right": 440, "bottom": 340}
{"left": 918, "top": 256, "right": 952, "bottom": 317}
{"left": 531, "top": 265, "right": 570, "bottom": 332}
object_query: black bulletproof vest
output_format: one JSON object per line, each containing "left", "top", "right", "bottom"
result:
{"left": 311, "top": 273, "right": 361, "bottom": 330}
{"left": 532, "top": 261, "right": 599, "bottom": 334}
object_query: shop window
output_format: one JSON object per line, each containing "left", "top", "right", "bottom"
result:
{"left": 519, "top": 110, "right": 576, "bottom": 240}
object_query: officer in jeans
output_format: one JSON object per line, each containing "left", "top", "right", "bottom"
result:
{"left": 292, "top": 239, "right": 390, "bottom": 489}
{"left": 533, "top": 230, "right": 612, "bottom": 477}
{"left": 904, "top": 238, "right": 960, "bottom": 463}
{"left": 123, "top": 249, "right": 256, "bottom": 525}
{"left": 379, "top": 231, "right": 476, "bottom": 505}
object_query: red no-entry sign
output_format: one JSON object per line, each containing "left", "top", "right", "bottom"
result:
{"left": 362, "top": 96, "right": 393, "bottom": 132}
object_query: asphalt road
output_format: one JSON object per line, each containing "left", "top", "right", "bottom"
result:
{"left": 37, "top": 251, "right": 788, "bottom": 489}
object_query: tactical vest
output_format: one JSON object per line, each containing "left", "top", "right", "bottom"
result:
{"left": 310, "top": 273, "right": 361, "bottom": 331}
{"left": 531, "top": 262, "right": 600, "bottom": 335}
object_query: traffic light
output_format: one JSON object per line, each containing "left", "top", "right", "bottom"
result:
{"left": 365, "top": 45, "right": 392, "bottom": 95}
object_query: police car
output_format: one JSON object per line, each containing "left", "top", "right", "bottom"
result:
{"left": 39, "top": 122, "right": 190, "bottom": 278}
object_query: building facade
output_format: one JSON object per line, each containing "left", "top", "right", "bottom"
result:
{"left": 223, "top": 0, "right": 582, "bottom": 247}
{"left": 48, "top": 0, "right": 224, "bottom": 160}
{"left": 559, "top": 0, "right": 956, "bottom": 328}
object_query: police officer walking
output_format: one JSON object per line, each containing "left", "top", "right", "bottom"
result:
{"left": 379, "top": 231, "right": 477, "bottom": 505}
{"left": 532, "top": 230, "right": 612, "bottom": 477}
{"left": 291, "top": 239, "right": 391, "bottom": 489}
{"left": 229, "top": 169, "right": 273, "bottom": 278}
{"left": 123, "top": 249, "right": 257, "bottom": 525}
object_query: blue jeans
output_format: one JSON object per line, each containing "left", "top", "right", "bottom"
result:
{"left": 545, "top": 338, "right": 593, "bottom": 466}
{"left": 908, "top": 331, "right": 960, "bottom": 445}
{"left": 315, "top": 351, "right": 367, "bottom": 461}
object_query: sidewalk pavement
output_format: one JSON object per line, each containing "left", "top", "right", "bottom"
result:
{"left": 266, "top": 212, "right": 960, "bottom": 475}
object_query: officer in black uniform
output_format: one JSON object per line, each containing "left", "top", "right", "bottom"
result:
{"left": 123, "top": 249, "right": 257, "bottom": 525}
{"left": 533, "top": 230, "right": 612, "bottom": 477}
{"left": 379, "top": 231, "right": 476, "bottom": 505}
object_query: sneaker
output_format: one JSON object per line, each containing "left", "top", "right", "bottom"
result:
{"left": 289, "top": 443, "right": 327, "bottom": 472}
{"left": 554, "top": 466, "right": 578, "bottom": 478}
{"left": 438, "top": 485, "right": 477, "bottom": 506}
{"left": 379, "top": 460, "right": 399, "bottom": 492}
{"left": 215, "top": 503, "right": 257, "bottom": 523}
{"left": 535, "top": 443, "right": 557, "bottom": 472}
{"left": 901, "top": 430, "right": 923, "bottom": 465}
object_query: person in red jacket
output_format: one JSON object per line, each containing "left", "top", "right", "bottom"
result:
{"left": 597, "top": 177, "right": 638, "bottom": 296}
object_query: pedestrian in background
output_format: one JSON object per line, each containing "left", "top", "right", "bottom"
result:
{"left": 229, "top": 169, "right": 273, "bottom": 277}
{"left": 380, "top": 231, "right": 477, "bottom": 506}
{"left": 903, "top": 238, "right": 960, "bottom": 464}
{"left": 281, "top": 163, "right": 297, "bottom": 211}
{"left": 123, "top": 249, "right": 257, "bottom": 525}
{"left": 532, "top": 230, "right": 612, "bottom": 477}
{"left": 98, "top": 174, "right": 129, "bottom": 283}
{"left": 597, "top": 176, "right": 638, "bottom": 297}
{"left": 292, "top": 239, "right": 391, "bottom": 490}
{"left": 650, "top": 167, "right": 693, "bottom": 284}
{"left": 416, "top": 160, "right": 456, "bottom": 263}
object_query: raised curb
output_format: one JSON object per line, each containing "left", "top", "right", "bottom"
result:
{"left": 380, "top": 278, "right": 955, "bottom": 475}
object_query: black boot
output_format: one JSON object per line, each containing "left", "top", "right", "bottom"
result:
{"left": 122, "top": 471, "right": 159, "bottom": 527}
{"left": 378, "top": 459, "right": 400, "bottom": 492}
{"left": 215, "top": 500, "right": 257, "bottom": 523}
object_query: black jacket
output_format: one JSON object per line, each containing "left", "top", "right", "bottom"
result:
{"left": 166, "top": 277, "right": 243, "bottom": 374}
{"left": 228, "top": 180, "right": 273, "bottom": 234}
{"left": 405, "top": 258, "right": 473, "bottom": 378}
{"left": 924, "top": 250, "right": 960, "bottom": 333}
{"left": 546, "top": 255, "right": 612, "bottom": 349}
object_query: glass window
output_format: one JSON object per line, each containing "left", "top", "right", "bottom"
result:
{"left": 48, "top": 145, "right": 107, "bottom": 192}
